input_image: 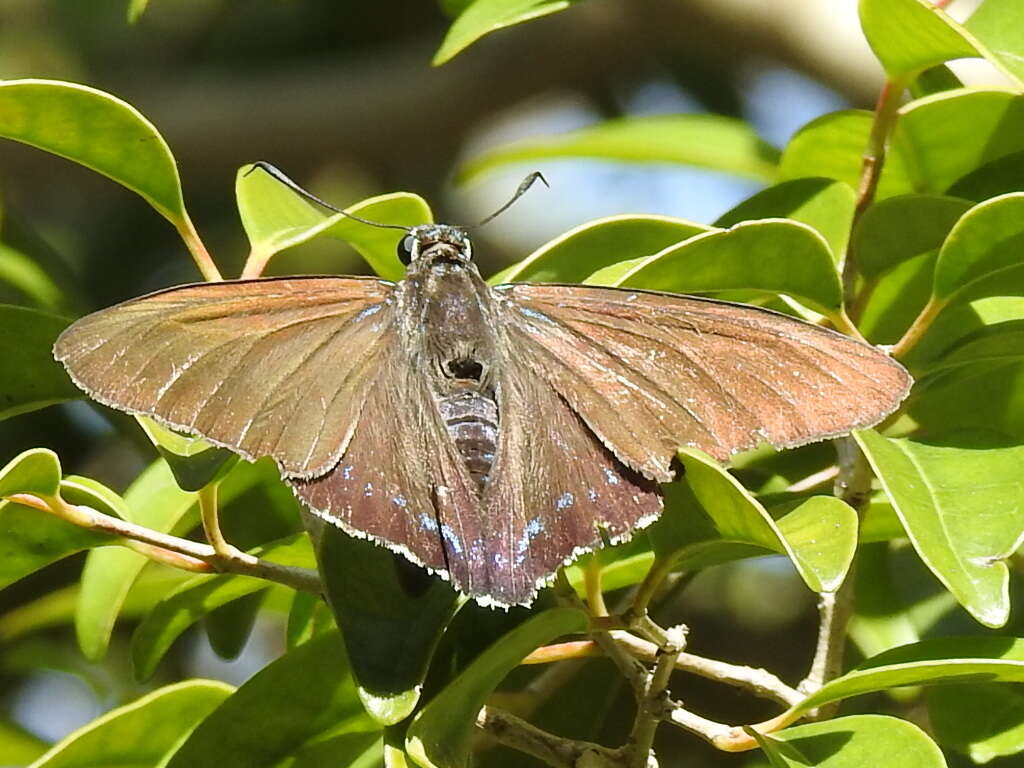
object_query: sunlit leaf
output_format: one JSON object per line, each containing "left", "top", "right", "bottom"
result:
{"left": 434, "top": 0, "right": 579, "bottom": 65}
{"left": 0, "top": 305, "right": 78, "bottom": 420}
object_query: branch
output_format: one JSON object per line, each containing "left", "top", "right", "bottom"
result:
{"left": 477, "top": 706, "right": 624, "bottom": 768}
{"left": 6, "top": 492, "right": 322, "bottom": 594}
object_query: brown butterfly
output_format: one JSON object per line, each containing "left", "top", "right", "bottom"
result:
{"left": 54, "top": 173, "right": 911, "bottom": 606}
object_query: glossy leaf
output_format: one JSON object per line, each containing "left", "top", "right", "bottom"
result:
{"left": 0, "top": 447, "right": 61, "bottom": 498}
{"left": 948, "top": 150, "right": 1024, "bottom": 202}
{"left": 0, "top": 719, "right": 47, "bottom": 765}
{"left": 855, "top": 430, "right": 1024, "bottom": 628}
{"left": 791, "top": 636, "right": 1024, "bottom": 718}
{"left": 237, "top": 164, "right": 432, "bottom": 280}
{"left": 849, "top": 544, "right": 919, "bottom": 661}
{"left": 27, "top": 680, "right": 233, "bottom": 768}
{"left": 286, "top": 591, "right": 335, "bottom": 650}
{"left": 779, "top": 111, "right": 912, "bottom": 199}
{"left": 205, "top": 590, "right": 267, "bottom": 660}
{"left": 406, "top": 607, "right": 588, "bottom": 768}
{"left": 131, "top": 533, "right": 315, "bottom": 680}
{"left": 852, "top": 195, "right": 971, "bottom": 280}
{"left": 933, "top": 193, "right": 1024, "bottom": 301}
{"left": 489, "top": 214, "right": 706, "bottom": 285}
{"left": 138, "top": 417, "right": 239, "bottom": 492}
{"left": 434, "top": 0, "right": 577, "bottom": 65}
{"left": 966, "top": 0, "right": 1024, "bottom": 87}
{"left": 656, "top": 449, "right": 856, "bottom": 593}
{"left": 596, "top": 219, "right": 842, "bottom": 316}
{"left": 0, "top": 79, "right": 187, "bottom": 224}
{"left": 0, "top": 474, "right": 119, "bottom": 591}
{"left": 715, "top": 177, "right": 856, "bottom": 261}
{"left": 317, "top": 525, "right": 462, "bottom": 725}
{"left": 859, "top": 0, "right": 980, "bottom": 80}
{"left": 0, "top": 304, "right": 78, "bottom": 420}
{"left": 458, "top": 114, "right": 780, "bottom": 184}
{"left": 896, "top": 90, "right": 1024, "bottom": 195}
{"left": 929, "top": 683, "right": 1024, "bottom": 763}
{"left": 769, "top": 715, "right": 946, "bottom": 767}
{"left": 166, "top": 631, "right": 377, "bottom": 768}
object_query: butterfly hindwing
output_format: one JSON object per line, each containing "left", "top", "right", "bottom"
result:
{"left": 54, "top": 276, "right": 396, "bottom": 477}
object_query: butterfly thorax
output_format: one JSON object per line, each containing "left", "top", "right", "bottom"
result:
{"left": 398, "top": 230, "right": 502, "bottom": 495}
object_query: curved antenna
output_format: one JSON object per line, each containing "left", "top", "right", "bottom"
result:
{"left": 245, "top": 161, "right": 412, "bottom": 232}
{"left": 475, "top": 171, "right": 549, "bottom": 227}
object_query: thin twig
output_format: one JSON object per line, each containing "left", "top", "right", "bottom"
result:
{"left": 5, "top": 492, "right": 321, "bottom": 594}
{"left": 175, "top": 216, "right": 222, "bottom": 282}
{"left": 891, "top": 295, "right": 945, "bottom": 360}
{"left": 477, "top": 706, "right": 623, "bottom": 768}
{"left": 628, "top": 625, "right": 685, "bottom": 768}
{"left": 786, "top": 465, "right": 839, "bottom": 493}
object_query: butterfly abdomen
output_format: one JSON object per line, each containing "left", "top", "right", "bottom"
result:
{"left": 438, "top": 389, "right": 498, "bottom": 494}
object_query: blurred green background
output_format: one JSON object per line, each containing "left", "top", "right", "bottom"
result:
{"left": 0, "top": 1, "right": 1006, "bottom": 765}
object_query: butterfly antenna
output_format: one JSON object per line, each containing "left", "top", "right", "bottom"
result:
{"left": 475, "top": 171, "right": 549, "bottom": 227}
{"left": 245, "top": 161, "right": 411, "bottom": 231}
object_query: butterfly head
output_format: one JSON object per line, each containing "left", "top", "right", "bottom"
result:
{"left": 398, "top": 225, "right": 473, "bottom": 270}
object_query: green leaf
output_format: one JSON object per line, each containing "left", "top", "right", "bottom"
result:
{"left": 237, "top": 164, "right": 432, "bottom": 280}
{"left": 0, "top": 241, "right": 66, "bottom": 311}
{"left": 489, "top": 214, "right": 706, "bottom": 285}
{"left": 859, "top": 0, "right": 980, "bottom": 81}
{"left": 852, "top": 195, "right": 972, "bottom": 280}
{"left": 656, "top": 449, "right": 856, "bottom": 593}
{"left": 0, "top": 476, "right": 119, "bottom": 591}
{"left": 769, "top": 715, "right": 945, "bottom": 767}
{"left": 790, "top": 636, "right": 1024, "bottom": 718}
{"left": 929, "top": 683, "right": 1024, "bottom": 763}
{"left": 458, "top": 114, "right": 780, "bottom": 184}
{"left": 317, "top": 526, "right": 462, "bottom": 725}
{"left": 966, "top": 0, "right": 1024, "bottom": 87}
{"left": 204, "top": 590, "right": 267, "bottom": 660}
{"left": 715, "top": 178, "right": 856, "bottom": 261}
{"left": 0, "top": 305, "right": 78, "bottom": 420}
{"left": 286, "top": 591, "right": 335, "bottom": 650}
{"left": 0, "top": 447, "right": 61, "bottom": 497}
{"left": 75, "top": 458, "right": 276, "bottom": 662}
{"left": 434, "top": 0, "right": 577, "bottom": 65}
{"left": 0, "top": 79, "right": 188, "bottom": 225}
{"left": 127, "top": 0, "right": 150, "bottom": 23}
{"left": 922, "top": 322, "right": 1024, "bottom": 376}
{"left": 595, "top": 220, "right": 843, "bottom": 316}
{"left": 406, "top": 607, "right": 588, "bottom": 768}
{"left": 0, "top": 718, "right": 48, "bottom": 764}
{"left": 896, "top": 90, "right": 1024, "bottom": 195}
{"left": 166, "top": 631, "right": 377, "bottom": 768}
{"left": 855, "top": 430, "right": 1024, "bottom": 628}
{"left": 137, "top": 417, "right": 239, "bottom": 492}
{"left": 131, "top": 533, "right": 315, "bottom": 681}
{"left": 933, "top": 193, "right": 1024, "bottom": 302}
{"left": 779, "top": 111, "right": 912, "bottom": 199}
{"left": 849, "top": 544, "right": 920, "bottom": 661}
{"left": 28, "top": 679, "right": 233, "bottom": 768}
{"left": 948, "top": 150, "right": 1024, "bottom": 202}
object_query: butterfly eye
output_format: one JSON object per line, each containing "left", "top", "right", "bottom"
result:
{"left": 397, "top": 235, "right": 416, "bottom": 266}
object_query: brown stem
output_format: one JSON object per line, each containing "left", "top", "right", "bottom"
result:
{"left": 477, "top": 706, "right": 623, "bottom": 768}
{"left": 5, "top": 492, "right": 321, "bottom": 593}
{"left": 176, "top": 215, "right": 223, "bottom": 282}
{"left": 891, "top": 295, "right": 946, "bottom": 360}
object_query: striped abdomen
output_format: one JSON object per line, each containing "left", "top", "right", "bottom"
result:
{"left": 438, "top": 390, "right": 498, "bottom": 494}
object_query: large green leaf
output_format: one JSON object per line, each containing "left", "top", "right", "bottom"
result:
{"left": 317, "top": 526, "right": 462, "bottom": 725}
{"left": 0, "top": 719, "right": 47, "bottom": 765}
{"left": 28, "top": 680, "right": 233, "bottom": 768}
{"left": 406, "top": 607, "right": 588, "bottom": 768}
{"left": 715, "top": 178, "right": 856, "bottom": 261}
{"left": 434, "top": 0, "right": 579, "bottom": 65}
{"left": 966, "top": 0, "right": 1024, "bottom": 87}
{"left": 488, "top": 214, "right": 706, "bottom": 285}
{"left": 166, "top": 631, "right": 378, "bottom": 768}
{"left": 0, "top": 79, "right": 188, "bottom": 225}
{"left": 131, "top": 533, "right": 315, "bottom": 681}
{"left": 654, "top": 450, "right": 856, "bottom": 593}
{"left": 852, "top": 195, "right": 971, "bottom": 280}
{"left": 789, "top": 636, "right": 1024, "bottom": 718}
{"left": 0, "top": 447, "right": 61, "bottom": 498}
{"left": 768, "top": 715, "right": 945, "bottom": 768}
{"left": 236, "top": 164, "right": 431, "bottom": 280}
{"left": 855, "top": 430, "right": 1024, "bottom": 628}
{"left": 859, "top": 0, "right": 981, "bottom": 80}
{"left": 458, "top": 114, "right": 780, "bottom": 184}
{"left": 929, "top": 683, "right": 1024, "bottom": 763}
{"left": 591, "top": 219, "right": 843, "bottom": 316}
{"left": 0, "top": 304, "right": 78, "bottom": 420}
{"left": 933, "top": 193, "right": 1024, "bottom": 302}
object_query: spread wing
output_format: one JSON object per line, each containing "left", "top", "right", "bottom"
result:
{"left": 289, "top": 343, "right": 482, "bottom": 585}
{"left": 54, "top": 276, "right": 396, "bottom": 478}
{"left": 498, "top": 283, "right": 912, "bottom": 482}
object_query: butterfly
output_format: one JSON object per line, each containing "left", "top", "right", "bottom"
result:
{"left": 54, "top": 176, "right": 912, "bottom": 606}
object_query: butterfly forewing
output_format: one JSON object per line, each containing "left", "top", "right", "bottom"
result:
{"left": 499, "top": 283, "right": 912, "bottom": 477}
{"left": 54, "top": 276, "right": 396, "bottom": 477}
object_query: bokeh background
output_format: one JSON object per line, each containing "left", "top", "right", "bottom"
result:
{"left": 0, "top": 0, "right": 1010, "bottom": 765}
